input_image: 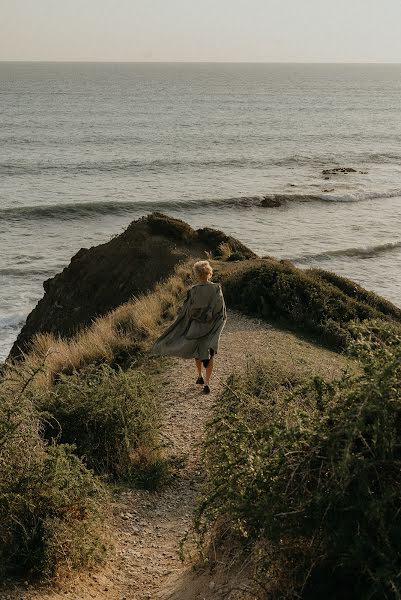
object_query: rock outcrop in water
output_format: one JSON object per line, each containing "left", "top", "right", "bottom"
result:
{"left": 260, "top": 196, "right": 283, "bottom": 208}
{"left": 322, "top": 167, "right": 357, "bottom": 175}
{"left": 9, "top": 213, "right": 256, "bottom": 360}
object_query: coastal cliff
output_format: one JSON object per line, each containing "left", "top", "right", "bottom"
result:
{"left": 9, "top": 213, "right": 255, "bottom": 360}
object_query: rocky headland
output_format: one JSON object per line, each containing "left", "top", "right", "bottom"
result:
{"left": 9, "top": 213, "right": 255, "bottom": 360}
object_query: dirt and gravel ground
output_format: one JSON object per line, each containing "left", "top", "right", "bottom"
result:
{"left": 1, "top": 311, "right": 348, "bottom": 600}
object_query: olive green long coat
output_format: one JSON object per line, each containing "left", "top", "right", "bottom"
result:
{"left": 152, "top": 282, "right": 226, "bottom": 362}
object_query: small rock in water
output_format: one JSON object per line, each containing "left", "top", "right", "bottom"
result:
{"left": 322, "top": 167, "right": 357, "bottom": 175}
{"left": 261, "top": 196, "right": 282, "bottom": 208}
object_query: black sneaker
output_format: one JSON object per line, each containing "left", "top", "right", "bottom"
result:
{"left": 203, "top": 385, "right": 210, "bottom": 394}
{"left": 196, "top": 376, "right": 204, "bottom": 385}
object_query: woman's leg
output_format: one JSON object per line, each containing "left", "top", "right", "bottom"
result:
{"left": 204, "top": 357, "right": 214, "bottom": 386}
{"left": 195, "top": 359, "right": 203, "bottom": 377}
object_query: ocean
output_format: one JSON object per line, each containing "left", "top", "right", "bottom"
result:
{"left": 1, "top": 62, "right": 401, "bottom": 360}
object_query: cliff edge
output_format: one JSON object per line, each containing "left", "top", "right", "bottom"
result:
{"left": 9, "top": 213, "right": 255, "bottom": 360}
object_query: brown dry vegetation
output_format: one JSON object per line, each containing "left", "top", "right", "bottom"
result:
{"left": 5, "top": 264, "right": 192, "bottom": 391}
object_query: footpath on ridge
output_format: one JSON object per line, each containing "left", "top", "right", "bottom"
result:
{"left": 7, "top": 310, "right": 347, "bottom": 600}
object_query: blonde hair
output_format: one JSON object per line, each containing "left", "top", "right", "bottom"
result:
{"left": 193, "top": 260, "right": 213, "bottom": 280}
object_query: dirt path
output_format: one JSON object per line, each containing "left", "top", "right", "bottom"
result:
{"left": 3, "top": 311, "right": 347, "bottom": 600}
{"left": 104, "top": 311, "right": 277, "bottom": 600}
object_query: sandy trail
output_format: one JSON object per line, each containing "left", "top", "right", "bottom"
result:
{"left": 111, "top": 311, "right": 274, "bottom": 600}
{"left": 3, "top": 311, "right": 346, "bottom": 600}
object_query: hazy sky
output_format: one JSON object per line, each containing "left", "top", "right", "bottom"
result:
{"left": 1, "top": 0, "right": 401, "bottom": 63}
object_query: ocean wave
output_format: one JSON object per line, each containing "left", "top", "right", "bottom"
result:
{"left": 0, "top": 200, "right": 187, "bottom": 221}
{"left": 318, "top": 189, "right": 401, "bottom": 202}
{"left": 363, "top": 151, "right": 401, "bottom": 163}
{"left": 293, "top": 241, "right": 401, "bottom": 263}
{"left": 0, "top": 157, "right": 268, "bottom": 176}
{"left": 0, "top": 267, "right": 56, "bottom": 277}
{"left": 1, "top": 153, "right": 390, "bottom": 177}
{"left": 2, "top": 189, "right": 401, "bottom": 223}
{"left": 2, "top": 150, "right": 401, "bottom": 177}
{"left": 0, "top": 155, "right": 331, "bottom": 175}
{"left": 265, "top": 189, "right": 401, "bottom": 203}
{"left": 0, "top": 196, "right": 272, "bottom": 222}
{"left": 0, "top": 312, "right": 27, "bottom": 329}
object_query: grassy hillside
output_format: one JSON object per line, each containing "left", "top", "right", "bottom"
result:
{"left": 2, "top": 230, "right": 401, "bottom": 586}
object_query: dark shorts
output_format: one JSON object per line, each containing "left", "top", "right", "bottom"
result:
{"left": 202, "top": 349, "right": 215, "bottom": 369}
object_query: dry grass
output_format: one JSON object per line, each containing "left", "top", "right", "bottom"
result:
{"left": 5, "top": 264, "right": 193, "bottom": 390}
{"left": 217, "top": 242, "right": 233, "bottom": 259}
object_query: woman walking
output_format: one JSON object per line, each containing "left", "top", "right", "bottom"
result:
{"left": 152, "top": 260, "right": 226, "bottom": 394}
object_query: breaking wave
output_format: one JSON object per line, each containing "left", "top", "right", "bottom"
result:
{"left": 0, "top": 196, "right": 271, "bottom": 222}
{"left": 2, "top": 189, "right": 401, "bottom": 223}
{"left": 293, "top": 241, "right": 401, "bottom": 263}
{"left": 0, "top": 312, "right": 27, "bottom": 330}
{"left": 0, "top": 267, "right": 57, "bottom": 278}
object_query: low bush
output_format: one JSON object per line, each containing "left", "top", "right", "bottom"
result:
{"left": 226, "top": 250, "right": 246, "bottom": 261}
{"left": 0, "top": 372, "right": 106, "bottom": 580}
{"left": 146, "top": 212, "right": 195, "bottom": 242}
{"left": 196, "top": 333, "right": 401, "bottom": 598}
{"left": 308, "top": 267, "right": 401, "bottom": 320}
{"left": 39, "top": 364, "right": 165, "bottom": 487}
{"left": 222, "top": 261, "right": 401, "bottom": 350}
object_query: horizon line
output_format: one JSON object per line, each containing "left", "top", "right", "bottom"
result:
{"left": 1, "top": 60, "right": 401, "bottom": 65}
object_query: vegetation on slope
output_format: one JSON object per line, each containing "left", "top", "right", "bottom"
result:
{"left": 40, "top": 364, "right": 168, "bottom": 488}
{"left": 196, "top": 328, "right": 401, "bottom": 599}
{"left": 12, "top": 263, "right": 192, "bottom": 388}
{"left": 0, "top": 369, "right": 106, "bottom": 580}
{"left": 3, "top": 218, "right": 401, "bottom": 586}
{"left": 0, "top": 264, "right": 193, "bottom": 581}
{"left": 219, "top": 258, "right": 401, "bottom": 350}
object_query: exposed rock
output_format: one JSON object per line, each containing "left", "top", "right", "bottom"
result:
{"left": 322, "top": 167, "right": 357, "bottom": 175}
{"left": 8, "top": 213, "right": 256, "bottom": 360}
{"left": 261, "top": 196, "right": 282, "bottom": 208}
{"left": 322, "top": 188, "right": 335, "bottom": 193}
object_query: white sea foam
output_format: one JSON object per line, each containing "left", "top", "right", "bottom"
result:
{"left": 318, "top": 190, "right": 401, "bottom": 203}
{"left": 0, "top": 312, "right": 27, "bottom": 329}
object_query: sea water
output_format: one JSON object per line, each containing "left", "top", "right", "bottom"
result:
{"left": 1, "top": 62, "right": 401, "bottom": 359}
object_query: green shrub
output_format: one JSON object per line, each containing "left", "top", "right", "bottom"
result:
{"left": 308, "top": 268, "right": 401, "bottom": 320}
{"left": 40, "top": 364, "right": 164, "bottom": 485}
{"left": 146, "top": 212, "right": 195, "bottom": 241}
{"left": 0, "top": 377, "right": 106, "bottom": 579}
{"left": 197, "top": 338, "right": 401, "bottom": 598}
{"left": 227, "top": 251, "right": 246, "bottom": 262}
{"left": 222, "top": 261, "right": 401, "bottom": 350}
